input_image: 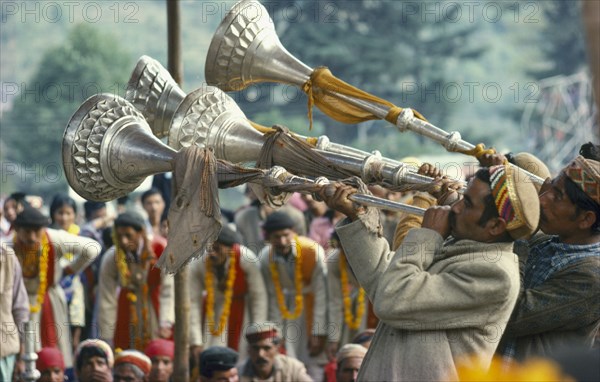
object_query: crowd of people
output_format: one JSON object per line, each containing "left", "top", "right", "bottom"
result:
{"left": 0, "top": 143, "right": 599, "bottom": 382}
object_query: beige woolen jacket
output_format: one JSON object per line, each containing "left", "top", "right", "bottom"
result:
{"left": 336, "top": 210, "right": 521, "bottom": 381}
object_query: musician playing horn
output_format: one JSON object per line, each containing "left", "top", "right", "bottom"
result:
{"left": 319, "top": 164, "right": 540, "bottom": 381}
{"left": 490, "top": 144, "right": 600, "bottom": 363}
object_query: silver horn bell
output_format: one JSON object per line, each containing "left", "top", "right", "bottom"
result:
{"left": 126, "top": 55, "right": 186, "bottom": 138}
{"left": 205, "top": 0, "right": 312, "bottom": 91}
{"left": 62, "top": 94, "right": 176, "bottom": 202}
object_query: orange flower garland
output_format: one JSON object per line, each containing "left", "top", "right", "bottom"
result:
{"left": 270, "top": 237, "right": 303, "bottom": 320}
{"left": 339, "top": 255, "right": 365, "bottom": 331}
{"left": 205, "top": 250, "right": 237, "bottom": 336}
{"left": 14, "top": 232, "right": 50, "bottom": 314}
{"left": 112, "top": 230, "right": 150, "bottom": 348}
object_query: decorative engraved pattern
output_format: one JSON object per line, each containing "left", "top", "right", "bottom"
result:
{"left": 171, "top": 89, "right": 242, "bottom": 150}
{"left": 125, "top": 56, "right": 180, "bottom": 138}
{"left": 66, "top": 96, "right": 145, "bottom": 201}
{"left": 207, "top": 0, "right": 274, "bottom": 91}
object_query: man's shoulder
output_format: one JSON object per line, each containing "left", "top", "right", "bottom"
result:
{"left": 275, "top": 354, "right": 307, "bottom": 370}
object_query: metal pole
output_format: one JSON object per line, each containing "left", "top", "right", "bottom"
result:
{"left": 167, "top": 1, "right": 189, "bottom": 381}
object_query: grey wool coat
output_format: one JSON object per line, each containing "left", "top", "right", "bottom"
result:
{"left": 336, "top": 212, "right": 520, "bottom": 381}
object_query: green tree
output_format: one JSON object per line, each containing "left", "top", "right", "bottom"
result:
{"left": 529, "top": 0, "right": 587, "bottom": 79}
{"left": 3, "top": 23, "right": 130, "bottom": 198}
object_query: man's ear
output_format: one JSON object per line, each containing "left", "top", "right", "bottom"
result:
{"left": 577, "top": 210, "right": 597, "bottom": 231}
{"left": 488, "top": 217, "right": 508, "bottom": 238}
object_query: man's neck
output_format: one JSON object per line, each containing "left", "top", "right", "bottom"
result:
{"left": 253, "top": 364, "right": 274, "bottom": 379}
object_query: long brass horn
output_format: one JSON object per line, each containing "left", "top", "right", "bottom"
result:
{"left": 63, "top": 93, "right": 424, "bottom": 216}
{"left": 123, "top": 56, "right": 453, "bottom": 189}
{"left": 168, "top": 87, "right": 447, "bottom": 190}
{"left": 205, "top": 0, "right": 544, "bottom": 185}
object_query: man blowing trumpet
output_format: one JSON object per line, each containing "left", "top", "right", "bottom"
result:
{"left": 318, "top": 164, "right": 540, "bottom": 381}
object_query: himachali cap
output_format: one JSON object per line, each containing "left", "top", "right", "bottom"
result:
{"left": 114, "top": 211, "right": 146, "bottom": 231}
{"left": 489, "top": 164, "right": 540, "bottom": 240}
{"left": 13, "top": 206, "right": 50, "bottom": 228}
{"left": 36, "top": 347, "right": 65, "bottom": 372}
{"left": 199, "top": 347, "right": 239, "bottom": 376}
{"left": 144, "top": 339, "right": 175, "bottom": 360}
{"left": 563, "top": 156, "right": 600, "bottom": 205}
{"left": 114, "top": 350, "right": 152, "bottom": 375}
{"left": 75, "top": 339, "right": 114, "bottom": 369}
{"left": 245, "top": 322, "right": 281, "bottom": 343}
{"left": 217, "top": 225, "right": 242, "bottom": 246}
{"left": 336, "top": 344, "right": 367, "bottom": 363}
{"left": 511, "top": 152, "right": 552, "bottom": 189}
{"left": 262, "top": 211, "right": 296, "bottom": 232}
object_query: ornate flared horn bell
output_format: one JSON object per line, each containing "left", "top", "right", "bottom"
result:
{"left": 125, "top": 55, "right": 186, "bottom": 138}
{"left": 62, "top": 93, "right": 177, "bottom": 202}
{"left": 205, "top": 0, "right": 312, "bottom": 91}
{"left": 168, "top": 86, "right": 266, "bottom": 164}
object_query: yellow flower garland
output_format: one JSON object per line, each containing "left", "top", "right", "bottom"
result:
{"left": 14, "top": 232, "right": 49, "bottom": 314}
{"left": 270, "top": 237, "right": 303, "bottom": 320}
{"left": 339, "top": 255, "right": 365, "bottom": 331}
{"left": 205, "top": 250, "right": 237, "bottom": 336}
{"left": 112, "top": 230, "right": 150, "bottom": 348}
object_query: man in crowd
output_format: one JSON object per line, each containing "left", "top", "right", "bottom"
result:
{"left": 98, "top": 212, "right": 174, "bottom": 351}
{"left": 0, "top": 243, "right": 29, "bottom": 381}
{"left": 319, "top": 164, "right": 540, "bottom": 380}
{"left": 238, "top": 324, "right": 312, "bottom": 381}
{"left": 234, "top": 188, "right": 306, "bottom": 253}
{"left": 199, "top": 347, "right": 239, "bottom": 382}
{"left": 145, "top": 339, "right": 174, "bottom": 382}
{"left": 36, "top": 347, "right": 66, "bottom": 382}
{"left": 189, "top": 226, "right": 267, "bottom": 359}
{"left": 113, "top": 350, "right": 152, "bottom": 382}
{"left": 258, "top": 212, "right": 328, "bottom": 380}
{"left": 7, "top": 206, "right": 101, "bottom": 370}
{"left": 335, "top": 344, "right": 366, "bottom": 382}
{"left": 491, "top": 143, "right": 600, "bottom": 361}
{"left": 75, "top": 339, "right": 114, "bottom": 382}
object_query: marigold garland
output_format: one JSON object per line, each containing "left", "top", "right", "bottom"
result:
{"left": 205, "top": 250, "right": 237, "bottom": 336}
{"left": 270, "top": 237, "right": 303, "bottom": 320}
{"left": 339, "top": 255, "right": 365, "bottom": 331}
{"left": 112, "top": 230, "right": 151, "bottom": 349}
{"left": 14, "top": 232, "right": 50, "bottom": 314}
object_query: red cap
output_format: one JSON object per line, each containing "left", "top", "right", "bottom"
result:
{"left": 144, "top": 339, "right": 175, "bottom": 360}
{"left": 36, "top": 347, "right": 65, "bottom": 372}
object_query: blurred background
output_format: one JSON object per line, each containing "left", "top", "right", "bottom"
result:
{"left": 1, "top": 0, "right": 598, "bottom": 210}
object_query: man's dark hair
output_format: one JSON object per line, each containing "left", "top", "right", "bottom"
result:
{"left": 76, "top": 346, "right": 108, "bottom": 371}
{"left": 474, "top": 168, "right": 500, "bottom": 227}
{"left": 141, "top": 188, "right": 163, "bottom": 204}
{"left": 564, "top": 142, "right": 600, "bottom": 233}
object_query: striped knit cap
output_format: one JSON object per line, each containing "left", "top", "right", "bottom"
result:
{"left": 564, "top": 156, "right": 600, "bottom": 205}
{"left": 489, "top": 164, "right": 540, "bottom": 240}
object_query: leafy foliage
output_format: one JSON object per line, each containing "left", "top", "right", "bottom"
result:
{"left": 3, "top": 24, "right": 130, "bottom": 197}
